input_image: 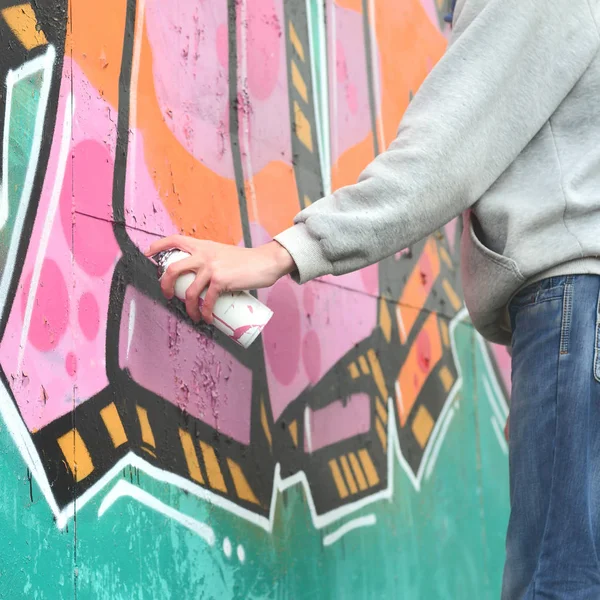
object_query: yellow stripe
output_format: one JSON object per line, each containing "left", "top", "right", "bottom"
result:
{"left": 340, "top": 456, "right": 358, "bottom": 495}
{"left": 100, "top": 403, "right": 127, "bottom": 448}
{"left": 439, "top": 365, "right": 455, "bottom": 392}
{"left": 294, "top": 101, "right": 313, "bottom": 152}
{"left": 178, "top": 429, "right": 204, "bottom": 484}
{"left": 57, "top": 429, "right": 94, "bottom": 482}
{"left": 358, "top": 449, "right": 380, "bottom": 487}
{"left": 367, "top": 349, "right": 388, "bottom": 399}
{"left": 288, "top": 21, "right": 305, "bottom": 61}
{"left": 303, "top": 194, "right": 312, "bottom": 207}
{"left": 358, "top": 355, "right": 370, "bottom": 375}
{"left": 376, "top": 397, "right": 388, "bottom": 424}
{"left": 136, "top": 405, "right": 156, "bottom": 448}
{"left": 199, "top": 441, "right": 227, "bottom": 493}
{"left": 348, "top": 362, "right": 360, "bottom": 379}
{"left": 376, "top": 417, "right": 387, "bottom": 451}
{"left": 412, "top": 405, "right": 435, "bottom": 449}
{"left": 442, "top": 279, "right": 462, "bottom": 311}
{"left": 291, "top": 60, "right": 308, "bottom": 102}
{"left": 440, "top": 319, "right": 450, "bottom": 347}
{"left": 260, "top": 400, "right": 272, "bottom": 449}
{"left": 227, "top": 458, "right": 260, "bottom": 505}
{"left": 289, "top": 419, "right": 299, "bottom": 447}
{"left": 2, "top": 4, "right": 48, "bottom": 50}
{"left": 439, "top": 246, "right": 453, "bottom": 269}
{"left": 348, "top": 452, "right": 368, "bottom": 491}
{"left": 329, "top": 459, "right": 349, "bottom": 498}
{"left": 379, "top": 298, "right": 392, "bottom": 343}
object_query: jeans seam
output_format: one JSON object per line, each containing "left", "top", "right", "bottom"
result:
{"left": 559, "top": 278, "right": 573, "bottom": 355}
{"left": 530, "top": 334, "right": 562, "bottom": 593}
{"left": 594, "top": 289, "right": 600, "bottom": 383}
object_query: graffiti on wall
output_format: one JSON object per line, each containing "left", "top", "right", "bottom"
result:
{"left": 0, "top": 0, "right": 509, "bottom": 551}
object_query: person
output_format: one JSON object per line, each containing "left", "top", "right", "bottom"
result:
{"left": 147, "top": 0, "right": 600, "bottom": 597}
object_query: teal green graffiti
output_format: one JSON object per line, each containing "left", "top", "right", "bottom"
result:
{"left": 0, "top": 319, "right": 509, "bottom": 599}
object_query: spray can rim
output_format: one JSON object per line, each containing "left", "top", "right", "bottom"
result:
{"left": 151, "top": 249, "right": 188, "bottom": 278}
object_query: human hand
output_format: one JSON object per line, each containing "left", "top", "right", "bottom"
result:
{"left": 145, "top": 235, "right": 295, "bottom": 323}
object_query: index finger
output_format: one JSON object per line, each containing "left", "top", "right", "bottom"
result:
{"left": 145, "top": 235, "right": 195, "bottom": 257}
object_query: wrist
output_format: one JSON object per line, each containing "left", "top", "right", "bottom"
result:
{"left": 264, "top": 241, "right": 295, "bottom": 278}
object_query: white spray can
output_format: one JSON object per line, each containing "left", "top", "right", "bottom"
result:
{"left": 152, "top": 249, "right": 273, "bottom": 349}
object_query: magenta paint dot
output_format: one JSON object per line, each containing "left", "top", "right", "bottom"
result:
{"left": 216, "top": 24, "right": 228, "bottom": 68}
{"left": 360, "top": 265, "right": 379, "bottom": 296}
{"left": 20, "top": 259, "right": 69, "bottom": 352}
{"left": 303, "top": 284, "right": 316, "bottom": 316}
{"left": 263, "top": 279, "right": 301, "bottom": 386}
{"left": 65, "top": 352, "right": 78, "bottom": 377}
{"left": 60, "top": 140, "right": 120, "bottom": 276}
{"left": 74, "top": 217, "right": 120, "bottom": 276}
{"left": 78, "top": 292, "right": 100, "bottom": 341}
{"left": 416, "top": 329, "right": 432, "bottom": 373}
{"left": 246, "top": 0, "right": 281, "bottom": 100}
{"left": 302, "top": 330, "right": 321, "bottom": 383}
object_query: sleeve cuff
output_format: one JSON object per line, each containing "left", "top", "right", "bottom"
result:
{"left": 274, "top": 224, "right": 333, "bottom": 284}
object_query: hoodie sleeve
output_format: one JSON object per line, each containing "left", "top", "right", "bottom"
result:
{"left": 274, "top": 0, "right": 600, "bottom": 283}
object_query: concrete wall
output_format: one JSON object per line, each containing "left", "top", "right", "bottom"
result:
{"left": 0, "top": 0, "right": 511, "bottom": 597}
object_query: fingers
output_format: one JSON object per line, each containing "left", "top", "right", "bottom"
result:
{"left": 202, "top": 277, "right": 223, "bottom": 323}
{"left": 185, "top": 271, "right": 210, "bottom": 323}
{"left": 160, "top": 256, "right": 199, "bottom": 299}
{"left": 145, "top": 234, "right": 195, "bottom": 257}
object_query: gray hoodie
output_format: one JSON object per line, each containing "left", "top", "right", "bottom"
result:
{"left": 274, "top": 0, "right": 600, "bottom": 345}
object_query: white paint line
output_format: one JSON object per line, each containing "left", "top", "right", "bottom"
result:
{"left": 327, "top": 0, "right": 338, "bottom": 177}
{"left": 18, "top": 90, "right": 73, "bottom": 370}
{"left": 0, "top": 46, "right": 56, "bottom": 315}
{"left": 126, "top": 297, "right": 136, "bottom": 359}
{"left": 425, "top": 407, "right": 455, "bottom": 480}
{"left": 238, "top": 0, "right": 258, "bottom": 234}
{"left": 305, "top": 0, "right": 331, "bottom": 195}
{"left": 367, "top": 0, "right": 385, "bottom": 151}
{"left": 395, "top": 304, "right": 407, "bottom": 344}
{"left": 98, "top": 479, "right": 216, "bottom": 546}
{"left": 491, "top": 416, "right": 508, "bottom": 455}
{"left": 323, "top": 514, "right": 376, "bottom": 546}
{"left": 304, "top": 405, "right": 312, "bottom": 453}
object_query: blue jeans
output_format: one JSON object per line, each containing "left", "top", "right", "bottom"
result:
{"left": 502, "top": 275, "right": 600, "bottom": 599}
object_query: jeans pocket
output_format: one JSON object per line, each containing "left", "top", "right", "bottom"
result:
{"left": 510, "top": 277, "right": 573, "bottom": 355}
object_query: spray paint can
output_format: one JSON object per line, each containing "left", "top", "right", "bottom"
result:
{"left": 152, "top": 249, "right": 273, "bottom": 349}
